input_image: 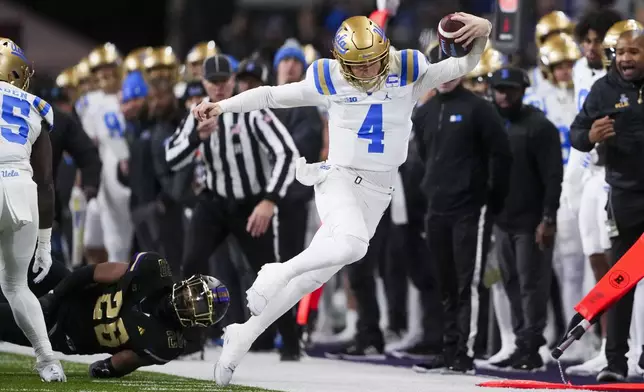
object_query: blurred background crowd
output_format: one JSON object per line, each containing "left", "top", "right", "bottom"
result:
{"left": 9, "top": 0, "right": 644, "bottom": 382}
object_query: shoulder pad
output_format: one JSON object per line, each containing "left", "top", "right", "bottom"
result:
{"left": 311, "top": 58, "right": 338, "bottom": 96}
{"left": 32, "top": 96, "right": 53, "bottom": 130}
{"left": 398, "top": 49, "right": 422, "bottom": 86}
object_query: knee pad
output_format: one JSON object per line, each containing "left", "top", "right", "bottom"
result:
{"left": 333, "top": 233, "right": 369, "bottom": 264}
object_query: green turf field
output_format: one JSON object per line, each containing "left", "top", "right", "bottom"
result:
{"left": 0, "top": 352, "right": 281, "bottom": 391}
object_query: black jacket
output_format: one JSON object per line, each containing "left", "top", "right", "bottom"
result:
{"left": 50, "top": 106, "right": 101, "bottom": 192}
{"left": 570, "top": 66, "right": 644, "bottom": 227}
{"left": 413, "top": 85, "right": 512, "bottom": 215}
{"left": 272, "top": 106, "right": 323, "bottom": 203}
{"left": 495, "top": 105, "right": 563, "bottom": 232}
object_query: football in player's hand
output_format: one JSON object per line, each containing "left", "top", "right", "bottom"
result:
{"left": 438, "top": 13, "right": 472, "bottom": 58}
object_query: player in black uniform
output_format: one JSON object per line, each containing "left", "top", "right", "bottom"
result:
{"left": 0, "top": 251, "right": 230, "bottom": 378}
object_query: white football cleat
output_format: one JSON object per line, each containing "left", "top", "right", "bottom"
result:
{"left": 565, "top": 339, "right": 607, "bottom": 376}
{"left": 246, "top": 263, "right": 290, "bottom": 316}
{"left": 214, "top": 323, "right": 255, "bottom": 386}
{"left": 36, "top": 360, "right": 66, "bottom": 382}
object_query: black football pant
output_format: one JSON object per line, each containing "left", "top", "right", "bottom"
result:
{"left": 181, "top": 192, "right": 298, "bottom": 353}
{"left": 495, "top": 226, "right": 552, "bottom": 353}
{"left": 0, "top": 257, "right": 69, "bottom": 303}
{"left": 0, "top": 292, "right": 68, "bottom": 351}
{"left": 425, "top": 208, "right": 492, "bottom": 361}
{"left": 605, "top": 220, "right": 644, "bottom": 371}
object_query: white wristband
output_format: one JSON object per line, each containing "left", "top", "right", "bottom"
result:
{"left": 38, "top": 228, "right": 52, "bottom": 247}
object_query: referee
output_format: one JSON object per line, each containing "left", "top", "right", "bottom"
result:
{"left": 165, "top": 54, "right": 301, "bottom": 360}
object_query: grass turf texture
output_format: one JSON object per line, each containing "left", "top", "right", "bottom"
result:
{"left": 0, "top": 352, "right": 281, "bottom": 392}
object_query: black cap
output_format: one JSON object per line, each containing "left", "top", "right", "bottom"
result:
{"left": 236, "top": 58, "right": 270, "bottom": 84}
{"left": 203, "top": 55, "right": 233, "bottom": 83}
{"left": 489, "top": 67, "right": 530, "bottom": 89}
{"left": 182, "top": 80, "right": 206, "bottom": 100}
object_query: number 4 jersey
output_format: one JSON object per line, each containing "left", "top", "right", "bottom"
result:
{"left": 0, "top": 82, "right": 53, "bottom": 174}
{"left": 56, "top": 254, "right": 185, "bottom": 364}
{"left": 217, "top": 39, "right": 488, "bottom": 172}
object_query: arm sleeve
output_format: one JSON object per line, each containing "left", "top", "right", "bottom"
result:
{"left": 251, "top": 109, "right": 299, "bottom": 203}
{"left": 31, "top": 124, "right": 55, "bottom": 229}
{"left": 218, "top": 62, "right": 328, "bottom": 113}
{"left": 532, "top": 118, "right": 564, "bottom": 220}
{"left": 412, "top": 36, "right": 488, "bottom": 101}
{"left": 570, "top": 82, "right": 603, "bottom": 152}
{"left": 475, "top": 100, "right": 513, "bottom": 208}
{"left": 61, "top": 111, "right": 102, "bottom": 191}
{"left": 165, "top": 113, "right": 202, "bottom": 171}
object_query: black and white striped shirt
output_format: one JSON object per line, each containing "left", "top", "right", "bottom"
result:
{"left": 165, "top": 105, "right": 298, "bottom": 202}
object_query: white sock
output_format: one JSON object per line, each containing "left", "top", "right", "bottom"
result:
{"left": 3, "top": 285, "right": 55, "bottom": 362}
{"left": 246, "top": 265, "right": 343, "bottom": 336}
{"left": 492, "top": 283, "right": 515, "bottom": 348}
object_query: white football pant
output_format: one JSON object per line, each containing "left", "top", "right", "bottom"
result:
{"left": 83, "top": 155, "right": 133, "bottom": 262}
{"left": 0, "top": 171, "right": 55, "bottom": 363}
{"left": 554, "top": 195, "right": 586, "bottom": 322}
{"left": 245, "top": 166, "right": 394, "bottom": 336}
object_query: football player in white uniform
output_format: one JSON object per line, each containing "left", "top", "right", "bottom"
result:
{"left": 524, "top": 11, "right": 574, "bottom": 108}
{"left": 80, "top": 43, "right": 133, "bottom": 264}
{"left": 0, "top": 38, "right": 66, "bottom": 381}
{"left": 194, "top": 13, "right": 492, "bottom": 384}
{"left": 535, "top": 32, "right": 586, "bottom": 321}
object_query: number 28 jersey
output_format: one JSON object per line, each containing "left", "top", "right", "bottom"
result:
{"left": 0, "top": 82, "right": 54, "bottom": 173}
{"left": 217, "top": 39, "right": 487, "bottom": 171}
{"left": 57, "top": 254, "right": 184, "bottom": 364}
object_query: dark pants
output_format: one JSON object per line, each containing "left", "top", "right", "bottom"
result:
{"left": 394, "top": 220, "right": 444, "bottom": 352}
{"left": 605, "top": 220, "right": 644, "bottom": 370}
{"left": 495, "top": 226, "right": 552, "bottom": 352}
{"left": 347, "top": 214, "right": 389, "bottom": 348}
{"left": 381, "top": 222, "right": 409, "bottom": 334}
{"left": 132, "top": 201, "right": 184, "bottom": 279}
{"left": 426, "top": 208, "right": 491, "bottom": 359}
{"left": 278, "top": 201, "right": 309, "bottom": 261}
{"left": 181, "top": 192, "right": 298, "bottom": 352}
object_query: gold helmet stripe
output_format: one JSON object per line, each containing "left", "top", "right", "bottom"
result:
{"left": 401, "top": 49, "right": 420, "bottom": 86}
{"left": 313, "top": 59, "right": 337, "bottom": 95}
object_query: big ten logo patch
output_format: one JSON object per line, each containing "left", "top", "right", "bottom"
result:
{"left": 609, "top": 270, "right": 630, "bottom": 289}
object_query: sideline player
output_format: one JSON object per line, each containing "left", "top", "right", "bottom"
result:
{"left": 80, "top": 43, "right": 134, "bottom": 264}
{"left": 0, "top": 251, "right": 230, "bottom": 378}
{"left": 194, "top": 13, "right": 492, "bottom": 384}
{"left": 0, "top": 38, "right": 65, "bottom": 381}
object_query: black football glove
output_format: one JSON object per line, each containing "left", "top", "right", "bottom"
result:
{"left": 89, "top": 359, "right": 119, "bottom": 379}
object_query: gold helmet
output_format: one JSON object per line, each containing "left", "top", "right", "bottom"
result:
{"left": 333, "top": 16, "right": 390, "bottom": 92}
{"left": 186, "top": 41, "right": 218, "bottom": 66}
{"left": 75, "top": 57, "right": 91, "bottom": 82}
{"left": 303, "top": 44, "right": 319, "bottom": 65}
{"left": 602, "top": 19, "right": 644, "bottom": 67}
{"left": 539, "top": 33, "right": 580, "bottom": 88}
{"left": 144, "top": 46, "right": 179, "bottom": 81}
{"left": 87, "top": 42, "right": 122, "bottom": 71}
{"left": 0, "top": 38, "right": 33, "bottom": 90}
{"left": 123, "top": 46, "right": 154, "bottom": 75}
{"left": 56, "top": 67, "right": 77, "bottom": 89}
{"left": 535, "top": 11, "right": 574, "bottom": 48}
